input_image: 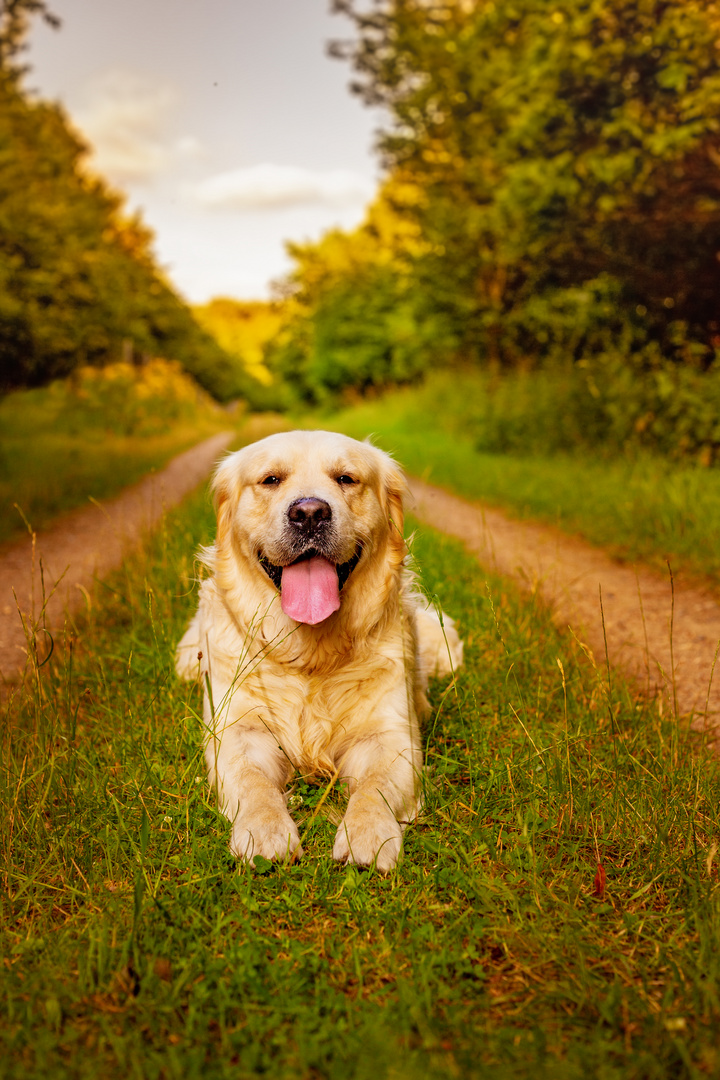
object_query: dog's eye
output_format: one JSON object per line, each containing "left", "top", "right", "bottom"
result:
{"left": 336, "top": 474, "right": 357, "bottom": 486}
{"left": 260, "top": 475, "right": 282, "bottom": 486}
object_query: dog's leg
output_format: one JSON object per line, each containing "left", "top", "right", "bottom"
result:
{"left": 332, "top": 731, "right": 421, "bottom": 873}
{"left": 415, "top": 604, "right": 464, "bottom": 682}
{"left": 208, "top": 724, "right": 302, "bottom": 864}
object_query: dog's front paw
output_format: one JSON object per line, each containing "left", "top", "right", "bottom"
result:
{"left": 230, "top": 808, "right": 303, "bottom": 864}
{"left": 332, "top": 792, "right": 403, "bottom": 872}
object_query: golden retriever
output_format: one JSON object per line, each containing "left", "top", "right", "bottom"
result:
{"left": 176, "top": 430, "right": 462, "bottom": 871}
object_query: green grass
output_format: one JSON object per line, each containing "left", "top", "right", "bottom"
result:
{"left": 0, "top": 363, "right": 233, "bottom": 546}
{"left": 321, "top": 379, "right": 720, "bottom": 590}
{"left": 2, "top": 475, "right": 719, "bottom": 1079}
{"left": 0, "top": 423, "right": 229, "bottom": 544}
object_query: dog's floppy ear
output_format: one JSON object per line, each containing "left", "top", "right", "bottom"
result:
{"left": 211, "top": 452, "right": 240, "bottom": 551}
{"left": 380, "top": 455, "right": 408, "bottom": 568}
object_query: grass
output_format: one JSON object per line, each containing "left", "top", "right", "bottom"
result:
{"left": 2, "top": 470, "right": 720, "bottom": 1079}
{"left": 322, "top": 378, "right": 720, "bottom": 590}
{"left": 0, "top": 361, "right": 233, "bottom": 546}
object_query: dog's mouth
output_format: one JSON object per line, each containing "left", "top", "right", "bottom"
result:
{"left": 258, "top": 545, "right": 362, "bottom": 626}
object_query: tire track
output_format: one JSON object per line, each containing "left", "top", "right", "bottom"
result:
{"left": 0, "top": 431, "right": 234, "bottom": 682}
{"left": 408, "top": 476, "right": 720, "bottom": 738}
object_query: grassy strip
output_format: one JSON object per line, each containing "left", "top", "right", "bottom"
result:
{"left": 0, "top": 363, "right": 232, "bottom": 546}
{"left": 0, "top": 422, "right": 233, "bottom": 545}
{"left": 2, "top": 479, "right": 719, "bottom": 1079}
{"left": 323, "top": 384, "right": 720, "bottom": 589}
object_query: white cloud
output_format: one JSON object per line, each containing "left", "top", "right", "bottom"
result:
{"left": 74, "top": 68, "right": 179, "bottom": 184}
{"left": 175, "top": 135, "right": 205, "bottom": 160}
{"left": 190, "top": 163, "right": 375, "bottom": 211}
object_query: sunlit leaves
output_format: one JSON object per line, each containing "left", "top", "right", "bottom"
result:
{"left": 323, "top": 0, "right": 720, "bottom": 369}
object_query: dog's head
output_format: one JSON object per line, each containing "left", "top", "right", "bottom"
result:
{"left": 210, "top": 430, "right": 407, "bottom": 627}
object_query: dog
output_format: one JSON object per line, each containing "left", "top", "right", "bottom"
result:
{"left": 176, "top": 430, "right": 462, "bottom": 872}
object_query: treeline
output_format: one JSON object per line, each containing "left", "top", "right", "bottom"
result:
{"left": 192, "top": 298, "right": 283, "bottom": 409}
{"left": 0, "top": 4, "right": 243, "bottom": 399}
{"left": 270, "top": 0, "right": 720, "bottom": 453}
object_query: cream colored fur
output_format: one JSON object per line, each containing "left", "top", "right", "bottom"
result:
{"left": 176, "top": 430, "right": 462, "bottom": 872}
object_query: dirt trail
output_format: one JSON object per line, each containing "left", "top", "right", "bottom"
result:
{"left": 3, "top": 435, "right": 719, "bottom": 734}
{"left": 408, "top": 477, "right": 720, "bottom": 735}
{"left": 0, "top": 431, "right": 234, "bottom": 682}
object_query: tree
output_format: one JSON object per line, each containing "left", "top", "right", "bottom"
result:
{"left": 0, "top": 0, "right": 60, "bottom": 78}
{"left": 0, "top": 1, "right": 244, "bottom": 398}
{"left": 268, "top": 179, "right": 454, "bottom": 402}
{"left": 193, "top": 298, "right": 280, "bottom": 385}
{"left": 0, "top": 58, "right": 239, "bottom": 397}
{"left": 330, "top": 0, "right": 720, "bottom": 364}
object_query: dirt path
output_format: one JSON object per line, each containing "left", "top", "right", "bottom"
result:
{"left": 0, "top": 431, "right": 234, "bottom": 682}
{"left": 3, "top": 436, "right": 719, "bottom": 735}
{"left": 408, "top": 478, "right": 720, "bottom": 736}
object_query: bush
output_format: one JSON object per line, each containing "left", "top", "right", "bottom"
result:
{"left": 571, "top": 346, "right": 720, "bottom": 464}
{"left": 389, "top": 355, "right": 720, "bottom": 466}
{"left": 0, "top": 359, "right": 223, "bottom": 442}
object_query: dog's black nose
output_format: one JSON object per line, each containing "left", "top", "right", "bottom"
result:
{"left": 287, "top": 497, "right": 332, "bottom": 535}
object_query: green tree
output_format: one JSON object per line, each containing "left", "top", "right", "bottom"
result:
{"left": 269, "top": 181, "right": 453, "bottom": 402}
{"left": 0, "top": 65, "right": 238, "bottom": 397}
{"left": 331, "top": 0, "right": 720, "bottom": 363}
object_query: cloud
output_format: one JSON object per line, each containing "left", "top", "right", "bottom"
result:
{"left": 190, "top": 163, "right": 375, "bottom": 210}
{"left": 175, "top": 135, "right": 205, "bottom": 160}
{"left": 74, "top": 68, "right": 179, "bottom": 184}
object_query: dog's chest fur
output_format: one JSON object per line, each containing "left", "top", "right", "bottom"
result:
{"left": 199, "top": 580, "right": 414, "bottom": 775}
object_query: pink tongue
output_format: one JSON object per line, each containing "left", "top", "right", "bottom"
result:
{"left": 280, "top": 555, "right": 340, "bottom": 625}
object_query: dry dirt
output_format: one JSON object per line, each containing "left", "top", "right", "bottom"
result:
{"left": 2, "top": 434, "right": 719, "bottom": 740}
{"left": 408, "top": 477, "right": 720, "bottom": 738}
{"left": 0, "top": 431, "right": 234, "bottom": 683}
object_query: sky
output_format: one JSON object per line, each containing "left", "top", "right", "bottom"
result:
{"left": 26, "top": 0, "right": 383, "bottom": 303}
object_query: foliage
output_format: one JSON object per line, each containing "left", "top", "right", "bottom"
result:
{"left": 332, "top": 0, "right": 720, "bottom": 358}
{"left": 272, "top": 0, "right": 720, "bottom": 410}
{"left": 269, "top": 182, "right": 455, "bottom": 404}
{"left": 325, "top": 371, "right": 720, "bottom": 584}
{"left": 0, "top": 0, "right": 59, "bottom": 78}
{"left": 192, "top": 298, "right": 279, "bottom": 386}
{"left": 192, "top": 297, "right": 285, "bottom": 411}
{"left": 51, "top": 359, "right": 222, "bottom": 436}
{"left": 371, "top": 350, "right": 720, "bottom": 466}
{"left": 1, "top": 482, "right": 719, "bottom": 1078}
{"left": 0, "top": 360, "right": 231, "bottom": 543}
{"left": 0, "top": 72, "right": 238, "bottom": 399}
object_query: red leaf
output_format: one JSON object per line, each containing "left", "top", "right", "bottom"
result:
{"left": 594, "top": 863, "right": 606, "bottom": 898}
